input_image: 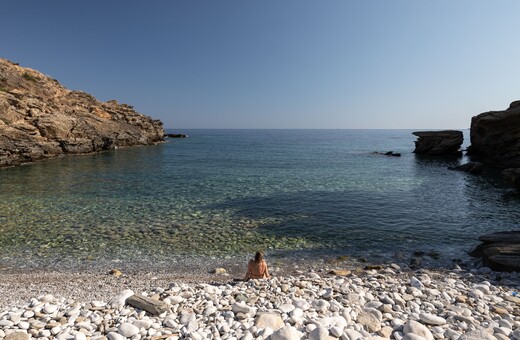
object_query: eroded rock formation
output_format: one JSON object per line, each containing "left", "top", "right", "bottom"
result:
{"left": 470, "top": 231, "right": 520, "bottom": 272}
{"left": 412, "top": 130, "right": 463, "bottom": 157}
{"left": 0, "top": 59, "right": 164, "bottom": 168}
{"left": 468, "top": 101, "right": 520, "bottom": 168}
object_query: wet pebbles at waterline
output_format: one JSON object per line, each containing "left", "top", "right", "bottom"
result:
{"left": 1, "top": 265, "right": 519, "bottom": 339}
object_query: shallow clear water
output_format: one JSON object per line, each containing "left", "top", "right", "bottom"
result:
{"left": 1, "top": 129, "right": 519, "bottom": 269}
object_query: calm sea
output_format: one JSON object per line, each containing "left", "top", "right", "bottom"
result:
{"left": 1, "top": 129, "right": 519, "bottom": 270}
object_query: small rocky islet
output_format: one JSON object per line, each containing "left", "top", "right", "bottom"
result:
{"left": 0, "top": 264, "right": 519, "bottom": 340}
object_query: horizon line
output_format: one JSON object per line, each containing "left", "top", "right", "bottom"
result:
{"left": 164, "top": 127, "right": 470, "bottom": 131}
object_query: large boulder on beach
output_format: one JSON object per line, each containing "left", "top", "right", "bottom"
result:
{"left": 412, "top": 130, "right": 463, "bottom": 157}
{"left": 467, "top": 101, "right": 520, "bottom": 168}
{"left": 0, "top": 58, "right": 164, "bottom": 168}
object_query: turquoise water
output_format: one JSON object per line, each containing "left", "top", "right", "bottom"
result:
{"left": 1, "top": 129, "right": 519, "bottom": 269}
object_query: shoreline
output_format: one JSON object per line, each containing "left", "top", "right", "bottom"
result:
{"left": 0, "top": 252, "right": 481, "bottom": 310}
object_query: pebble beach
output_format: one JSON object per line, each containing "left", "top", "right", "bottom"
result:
{"left": 1, "top": 260, "right": 519, "bottom": 340}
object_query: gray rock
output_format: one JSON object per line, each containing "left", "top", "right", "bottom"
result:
{"left": 4, "top": 332, "right": 30, "bottom": 340}
{"left": 75, "top": 333, "right": 87, "bottom": 340}
{"left": 133, "top": 319, "right": 153, "bottom": 329}
{"left": 106, "top": 332, "right": 125, "bottom": 340}
{"left": 109, "top": 289, "right": 134, "bottom": 309}
{"left": 270, "top": 325, "right": 301, "bottom": 340}
{"left": 344, "top": 329, "right": 363, "bottom": 340}
{"left": 118, "top": 322, "right": 139, "bottom": 337}
{"left": 309, "top": 326, "right": 329, "bottom": 340}
{"left": 232, "top": 302, "right": 256, "bottom": 316}
{"left": 169, "top": 295, "right": 184, "bottom": 304}
{"left": 357, "top": 309, "right": 382, "bottom": 333}
{"left": 180, "top": 313, "right": 196, "bottom": 324}
{"left": 254, "top": 313, "right": 284, "bottom": 331}
{"left": 410, "top": 277, "right": 424, "bottom": 289}
{"left": 458, "top": 329, "right": 496, "bottom": 340}
{"left": 312, "top": 299, "right": 330, "bottom": 312}
{"left": 0, "top": 320, "right": 14, "bottom": 327}
{"left": 43, "top": 304, "right": 58, "bottom": 314}
{"left": 402, "top": 334, "right": 427, "bottom": 340}
{"left": 419, "top": 313, "right": 446, "bottom": 326}
{"left": 403, "top": 320, "right": 434, "bottom": 340}
{"left": 330, "top": 326, "right": 344, "bottom": 337}
{"left": 279, "top": 303, "right": 295, "bottom": 313}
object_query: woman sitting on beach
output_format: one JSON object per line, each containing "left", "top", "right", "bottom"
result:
{"left": 244, "top": 251, "right": 271, "bottom": 281}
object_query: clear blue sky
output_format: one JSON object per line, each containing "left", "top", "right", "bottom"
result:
{"left": 1, "top": 1, "right": 519, "bottom": 129}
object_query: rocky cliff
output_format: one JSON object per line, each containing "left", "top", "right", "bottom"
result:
{"left": 0, "top": 59, "right": 164, "bottom": 168}
{"left": 468, "top": 101, "right": 520, "bottom": 168}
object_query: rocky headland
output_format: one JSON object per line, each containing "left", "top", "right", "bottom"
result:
{"left": 0, "top": 59, "right": 164, "bottom": 168}
{"left": 465, "top": 101, "right": 520, "bottom": 271}
{"left": 468, "top": 101, "right": 520, "bottom": 169}
{"left": 468, "top": 100, "right": 520, "bottom": 189}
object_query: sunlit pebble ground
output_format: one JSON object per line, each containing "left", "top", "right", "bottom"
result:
{"left": 0, "top": 253, "right": 518, "bottom": 311}
{"left": 0, "top": 262, "right": 519, "bottom": 340}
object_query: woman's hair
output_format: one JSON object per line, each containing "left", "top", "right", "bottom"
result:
{"left": 254, "top": 251, "right": 264, "bottom": 262}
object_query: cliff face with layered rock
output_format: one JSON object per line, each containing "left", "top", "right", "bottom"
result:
{"left": 468, "top": 101, "right": 520, "bottom": 168}
{"left": 0, "top": 59, "right": 164, "bottom": 168}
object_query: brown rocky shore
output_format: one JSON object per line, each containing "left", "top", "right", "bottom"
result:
{"left": 0, "top": 59, "right": 164, "bottom": 168}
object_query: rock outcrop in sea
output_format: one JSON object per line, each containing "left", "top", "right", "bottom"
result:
{"left": 0, "top": 59, "right": 164, "bottom": 168}
{"left": 448, "top": 162, "right": 483, "bottom": 175}
{"left": 468, "top": 100, "right": 520, "bottom": 190}
{"left": 412, "top": 130, "right": 463, "bottom": 157}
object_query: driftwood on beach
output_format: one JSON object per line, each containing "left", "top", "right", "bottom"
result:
{"left": 126, "top": 294, "right": 169, "bottom": 316}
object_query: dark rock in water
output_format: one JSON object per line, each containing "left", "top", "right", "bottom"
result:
{"left": 503, "top": 168, "right": 520, "bottom": 189}
{"left": 479, "top": 231, "right": 520, "bottom": 243}
{"left": 384, "top": 151, "right": 401, "bottom": 157}
{"left": 448, "top": 162, "right": 483, "bottom": 175}
{"left": 166, "top": 133, "right": 188, "bottom": 138}
{"left": 0, "top": 58, "right": 164, "bottom": 168}
{"left": 409, "top": 257, "right": 421, "bottom": 269}
{"left": 363, "top": 265, "right": 383, "bottom": 270}
{"left": 371, "top": 151, "right": 401, "bottom": 157}
{"left": 470, "top": 231, "right": 520, "bottom": 272}
{"left": 412, "top": 130, "right": 463, "bottom": 157}
{"left": 467, "top": 100, "right": 520, "bottom": 168}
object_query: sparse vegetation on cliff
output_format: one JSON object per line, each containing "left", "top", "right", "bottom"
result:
{"left": 0, "top": 58, "right": 165, "bottom": 168}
